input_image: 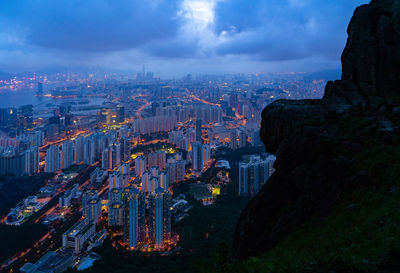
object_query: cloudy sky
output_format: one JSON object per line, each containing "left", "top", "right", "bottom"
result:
{"left": 0, "top": 0, "right": 367, "bottom": 77}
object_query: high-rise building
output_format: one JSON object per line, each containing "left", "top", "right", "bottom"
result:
{"left": 74, "top": 136, "right": 85, "bottom": 164}
{"left": 201, "top": 144, "right": 211, "bottom": 169}
{"left": 99, "top": 108, "right": 112, "bottom": 124}
{"left": 133, "top": 115, "right": 177, "bottom": 135}
{"left": 119, "top": 137, "right": 131, "bottom": 163}
{"left": 61, "top": 140, "right": 74, "bottom": 169}
{"left": 111, "top": 143, "right": 121, "bottom": 169}
{"left": 109, "top": 187, "right": 123, "bottom": 204}
{"left": 150, "top": 166, "right": 159, "bottom": 177}
{"left": 24, "top": 146, "right": 39, "bottom": 175}
{"left": 148, "top": 150, "right": 166, "bottom": 170}
{"left": 44, "top": 145, "right": 60, "bottom": 173}
{"left": 82, "top": 190, "right": 99, "bottom": 222}
{"left": 148, "top": 188, "right": 171, "bottom": 249}
{"left": 18, "top": 104, "right": 34, "bottom": 129}
{"left": 195, "top": 119, "right": 202, "bottom": 142}
{"left": 141, "top": 171, "right": 151, "bottom": 192}
{"left": 109, "top": 171, "right": 124, "bottom": 190}
{"left": 0, "top": 148, "right": 25, "bottom": 176}
{"left": 150, "top": 177, "right": 160, "bottom": 192}
{"left": 83, "top": 136, "right": 96, "bottom": 165}
{"left": 102, "top": 144, "right": 120, "bottom": 170}
{"left": 108, "top": 202, "right": 124, "bottom": 226}
{"left": 167, "top": 157, "right": 185, "bottom": 184}
{"left": 116, "top": 105, "right": 125, "bottom": 123}
{"left": 101, "top": 147, "right": 110, "bottom": 170}
{"left": 159, "top": 171, "right": 169, "bottom": 190}
{"left": 151, "top": 102, "right": 159, "bottom": 116}
{"left": 135, "top": 156, "right": 146, "bottom": 176}
{"left": 123, "top": 187, "right": 146, "bottom": 249}
{"left": 88, "top": 198, "right": 101, "bottom": 223}
{"left": 0, "top": 108, "right": 17, "bottom": 128}
{"left": 120, "top": 163, "right": 130, "bottom": 175}
{"left": 191, "top": 142, "right": 203, "bottom": 172}
{"left": 238, "top": 155, "right": 276, "bottom": 196}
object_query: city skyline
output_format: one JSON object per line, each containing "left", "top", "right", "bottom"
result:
{"left": 1, "top": 0, "right": 396, "bottom": 272}
{"left": 0, "top": 0, "right": 367, "bottom": 77}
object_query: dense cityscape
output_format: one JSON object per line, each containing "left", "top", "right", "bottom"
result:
{"left": 0, "top": 68, "right": 328, "bottom": 272}
{"left": 3, "top": 0, "right": 399, "bottom": 272}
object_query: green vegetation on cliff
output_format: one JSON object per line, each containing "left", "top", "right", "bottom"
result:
{"left": 219, "top": 113, "right": 400, "bottom": 272}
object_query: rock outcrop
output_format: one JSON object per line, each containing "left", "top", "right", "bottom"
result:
{"left": 233, "top": 0, "right": 400, "bottom": 260}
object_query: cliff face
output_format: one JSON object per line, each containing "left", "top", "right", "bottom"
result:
{"left": 233, "top": 0, "right": 400, "bottom": 260}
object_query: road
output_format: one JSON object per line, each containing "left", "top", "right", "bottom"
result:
{"left": 135, "top": 99, "right": 150, "bottom": 120}
{"left": 0, "top": 231, "right": 52, "bottom": 270}
{"left": 34, "top": 164, "right": 96, "bottom": 224}
{"left": 190, "top": 94, "right": 220, "bottom": 107}
{"left": 186, "top": 90, "right": 246, "bottom": 127}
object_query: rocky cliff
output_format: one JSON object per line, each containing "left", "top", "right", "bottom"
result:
{"left": 233, "top": 0, "right": 400, "bottom": 261}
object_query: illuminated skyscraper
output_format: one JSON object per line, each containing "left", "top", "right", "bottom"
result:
{"left": 87, "top": 198, "right": 101, "bottom": 223}
{"left": 238, "top": 155, "right": 276, "bottom": 196}
{"left": 44, "top": 145, "right": 60, "bottom": 173}
{"left": 109, "top": 187, "right": 123, "bottom": 204}
{"left": 119, "top": 137, "right": 131, "bottom": 163}
{"left": 135, "top": 156, "right": 146, "bottom": 176}
{"left": 191, "top": 142, "right": 203, "bottom": 172}
{"left": 84, "top": 136, "right": 96, "bottom": 165}
{"left": 141, "top": 171, "right": 151, "bottom": 192}
{"left": 167, "top": 157, "right": 185, "bottom": 183}
{"left": 148, "top": 188, "right": 171, "bottom": 249}
{"left": 109, "top": 171, "right": 124, "bottom": 190}
{"left": 159, "top": 171, "right": 168, "bottom": 190}
{"left": 201, "top": 144, "right": 210, "bottom": 169}
{"left": 99, "top": 108, "right": 112, "bottom": 124}
{"left": 74, "top": 136, "right": 85, "bottom": 164}
{"left": 82, "top": 190, "right": 100, "bottom": 223}
{"left": 82, "top": 190, "right": 99, "bottom": 218}
{"left": 120, "top": 163, "right": 130, "bottom": 175}
{"left": 108, "top": 202, "right": 124, "bottom": 226}
{"left": 61, "top": 140, "right": 74, "bottom": 169}
{"left": 123, "top": 187, "right": 146, "bottom": 249}
{"left": 24, "top": 146, "right": 39, "bottom": 175}
{"left": 102, "top": 147, "right": 110, "bottom": 170}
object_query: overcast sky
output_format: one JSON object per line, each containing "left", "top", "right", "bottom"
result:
{"left": 0, "top": 0, "right": 367, "bottom": 77}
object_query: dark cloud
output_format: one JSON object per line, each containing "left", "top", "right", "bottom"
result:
{"left": 0, "top": 0, "right": 182, "bottom": 52}
{"left": 214, "top": 0, "right": 367, "bottom": 62}
{"left": 0, "top": 0, "right": 369, "bottom": 74}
